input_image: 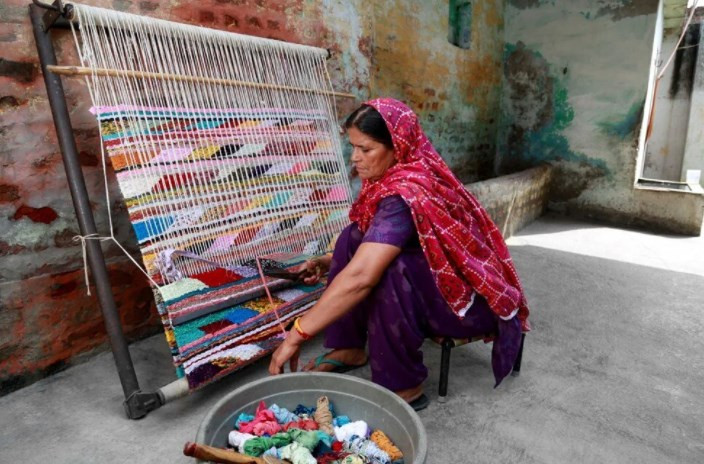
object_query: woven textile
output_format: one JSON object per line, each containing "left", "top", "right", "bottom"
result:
{"left": 95, "top": 105, "right": 351, "bottom": 389}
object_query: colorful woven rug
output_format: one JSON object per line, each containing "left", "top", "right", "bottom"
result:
{"left": 94, "top": 105, "right": 351, "bottom": 390}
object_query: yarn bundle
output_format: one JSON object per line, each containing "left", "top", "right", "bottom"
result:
{"left": 227, "top": 397, "right": 404, "bottom": 464}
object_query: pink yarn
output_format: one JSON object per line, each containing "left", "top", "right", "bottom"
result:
{"left": 238, "top": 401, "right": 282, "bottom": 436}
{"left": 283, "top": 419, "right": 319, "bottom": 431}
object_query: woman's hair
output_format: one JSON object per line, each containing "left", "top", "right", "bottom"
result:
{"left": 344, "top": 105, "right": 394, "bottom": 149}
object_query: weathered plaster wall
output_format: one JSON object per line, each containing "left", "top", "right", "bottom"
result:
{"left": 644, "top": 26, "right": 700, "bottom": 181}
{"left": 0, "top": 0, "right": 506, "bottom": 393}
{"left": 681, "top": 21, "right": 704, "bottom": 186}
{"left": 498, "top": 0, "right": 704, "bottom": 235}
{"left": 369, "top": 0, "right": 506, "bottom": 181}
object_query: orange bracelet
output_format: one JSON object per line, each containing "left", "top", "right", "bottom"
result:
{"left": 293, "top": 317, "right": 313, "bottom": 341}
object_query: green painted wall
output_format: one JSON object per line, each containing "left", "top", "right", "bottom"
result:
{"left": 498, "top": 0, "right": 703, "bottom": 234}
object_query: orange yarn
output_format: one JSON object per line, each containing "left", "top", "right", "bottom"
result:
{"left": 370, "top": 429, "right": 403, "bottom": 461}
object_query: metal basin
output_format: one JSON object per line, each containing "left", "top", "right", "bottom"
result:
{"left": 196, "top": 372, "right": 427, "bottom": 463}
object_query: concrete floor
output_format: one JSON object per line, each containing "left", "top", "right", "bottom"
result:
{"left": 1, "top": 215, "right": 703, "bottom": 463}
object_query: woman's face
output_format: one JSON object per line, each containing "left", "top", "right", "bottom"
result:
{"left": 347, "top": 126, "right": 396, "bottom": 181}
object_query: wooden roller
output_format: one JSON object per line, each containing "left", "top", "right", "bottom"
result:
{"left": 183, "top": 442, "right": 282, "bottom": 464}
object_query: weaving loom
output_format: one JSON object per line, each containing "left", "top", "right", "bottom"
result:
{"left": 30, "top": 0, "right": 356, "bottom": 418}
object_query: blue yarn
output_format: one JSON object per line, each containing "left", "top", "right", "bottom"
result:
{"left": 234, "top": 412, "right": 254, "bottom": 430}
{"left": 269, "top": 404, "right": 299, "bottom": 424}
{"left": 293, "top": 404, "right": 316, "bottom": 416}
{"left": 263, "top": 447, "right": 279, "bottom": 458}
{"left": 315, "top": 431, "right": 334, "bottom": 454}
{"left": 333, "top": 415, "right": 350, "bottom": 427}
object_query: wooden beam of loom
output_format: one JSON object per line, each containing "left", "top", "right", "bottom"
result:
{"left": 46, "top": 65, "right": 357, "bottom": 99}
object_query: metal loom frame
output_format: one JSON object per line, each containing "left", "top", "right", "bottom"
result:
{"left": 29, "top": 0, "right": 350, "bottom": 419}
{"left": 29, "top": 0, "right": 192, "bottom": 420}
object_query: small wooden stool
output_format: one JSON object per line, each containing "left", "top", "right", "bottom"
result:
{"left": 432, "top": 333, "right": 526, "bottom": 403}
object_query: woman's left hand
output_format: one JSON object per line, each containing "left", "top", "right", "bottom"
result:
{"left": 268, "top": 333, "right": 302, "bottom": 375}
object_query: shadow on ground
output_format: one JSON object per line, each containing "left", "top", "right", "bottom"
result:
{"left": 1, "top": 243, "right": 703, "bottom": 464}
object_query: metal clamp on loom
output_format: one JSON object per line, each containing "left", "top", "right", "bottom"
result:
{"left": 31, "top": 0, "right": 74, "bottom": 31}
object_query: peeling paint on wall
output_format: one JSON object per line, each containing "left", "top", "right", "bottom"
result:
{"left": 500, "top": 0, "right": 703, "bottom": 235}
{"left": 0, "top": 0, "right": 507, "bottom": 392}
{"left": 499, "top": 42, "right": 607, "bottom": 175}
{"left": 598, "top": 100, "right": 644, "bottom": 139}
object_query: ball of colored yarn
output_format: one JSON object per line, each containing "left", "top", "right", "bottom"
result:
{"left": 283, "top": 419, "right": 319, "bottom": 431}
{"left": 293, "top": 404, "right": 316, "bottom": 416}
{"left": 270, "top": 403, "right": 299, "bottom": 424}
{"left": 288, "top": 428, "right": 321, "bottom": 451}
{"left": 370, "top": 430, "right": 403, "bottom": 462}
{"left": 243, "top": 433, "right": 293, "bottom": 457}
{"left": 334, "top": 421, "right": 369, "bottom": 442}
{"left": 235, "top": 412, "right": 254, "bottom": 430}
{"left": 332, "top": 441, "right": 344, "bottom": 452}
{"left": 333, "top": 415, "right": 351, "bottom": 427}
{"left": 228, "top": 430, "right": 255, "bottom": 453}
{"left": 341, "top": 455, "right": 365, "bottom": 464}
{"left": 239, "top": 401, "right": 282, "bottom": 436}
{"left": 347, "top": 436, "right": 391, "bottom": 464}
{"left": 278, "top": 442, "right": 317, "bottom": 464}
{"left": 313, "top": 396, "right": 335, "bottom": 435}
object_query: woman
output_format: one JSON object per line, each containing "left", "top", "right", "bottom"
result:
{"left": 268, "top": 98, "right": 530, "bottom": 409}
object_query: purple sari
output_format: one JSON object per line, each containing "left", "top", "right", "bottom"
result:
{"left": 324, "top": 195, "right": 523, "bottom": 390}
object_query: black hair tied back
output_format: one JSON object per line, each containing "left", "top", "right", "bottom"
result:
{"left": 344, "top": 105, "right": 394, "bottom": 150}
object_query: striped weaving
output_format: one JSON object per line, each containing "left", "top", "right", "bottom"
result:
{"left": 95, "top": 105, "right": 351, "bottom": 389}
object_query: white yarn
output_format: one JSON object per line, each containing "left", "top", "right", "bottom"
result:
{"left": 67, "top": 2, "right": 353, "bottom": 286}
{"left": 228, "top": 430, "right": 255, "bottom": 453}
{"left": 334, "top": 421, "right": 369, "bottom": 442}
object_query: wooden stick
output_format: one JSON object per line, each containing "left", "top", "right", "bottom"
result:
{"left": 183, "top": 442, "right": 268, "bottom": 464}
{"left": 46, "top": 65, "right": 356, "bottom": 99}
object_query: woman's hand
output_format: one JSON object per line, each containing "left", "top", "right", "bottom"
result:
{"left": 298, "top": 255, "right": 332, "bottom": 285}
{"left": 268, "top": 331, "right": 303, "bottom": 375}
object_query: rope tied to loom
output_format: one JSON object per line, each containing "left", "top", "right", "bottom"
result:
{"left": 72, "top": 233, "right": 160, "bottom": 295}
{"left": 72, "top": 234, "right": 111, "bottom": 295}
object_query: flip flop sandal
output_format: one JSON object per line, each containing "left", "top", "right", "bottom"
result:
{"left": 409, "top": 393, "right": 430, "bottom": 412}
{"left": 312, "top": 353, "right": 366, "bottom": 374}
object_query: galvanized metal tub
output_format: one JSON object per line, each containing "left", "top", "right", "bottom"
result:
{"left": 196, "top": 372, "right": 427, "bottom": 463}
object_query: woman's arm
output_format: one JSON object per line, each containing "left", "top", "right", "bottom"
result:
{"left": 268, "top": 241, "right": 402, "bottom": 374}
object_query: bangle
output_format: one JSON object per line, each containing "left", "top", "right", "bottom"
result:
{"left": 293, "top": 317, "right": 313, "bottom": 341}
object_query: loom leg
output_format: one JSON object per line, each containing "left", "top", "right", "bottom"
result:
{"left": 511, "top": 333, "right": 526, "bottom": 377}
{"left": 438, "top": 338, "right": 453, "bottom": 403}
{"left": 158, "top": 378, "right": 190, "bottom": 404}
{"left": 31, "top": 4, "right": 149, "bottom": 419}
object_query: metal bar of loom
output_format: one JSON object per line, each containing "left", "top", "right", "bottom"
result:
{"left": 30, "top": 1, "right": 190, "bottom": 419}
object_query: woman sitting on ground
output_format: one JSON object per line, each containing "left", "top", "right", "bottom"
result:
{"left": 269, "top": 98, "right": 530, "bottom": 410}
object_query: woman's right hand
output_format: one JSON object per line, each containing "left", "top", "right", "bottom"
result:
{"left": 298, "top": 255, "right": 332, "bottom": 285}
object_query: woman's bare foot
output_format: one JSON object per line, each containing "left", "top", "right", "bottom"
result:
{"left": 395, "top": 384, "right": 424, "bottom": 403}
{"left": 303, "top": 348, "right": 367, "bottom": 372}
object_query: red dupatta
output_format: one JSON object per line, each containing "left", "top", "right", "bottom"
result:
{"left": 349, "top": 98, "right": 530, "bottom": 330}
